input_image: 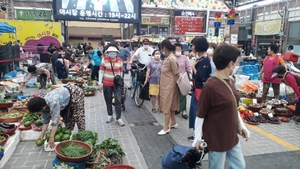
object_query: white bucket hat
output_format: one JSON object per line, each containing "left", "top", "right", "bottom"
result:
{"left": 106, "top": 46, "right": 119, "bottom": 53}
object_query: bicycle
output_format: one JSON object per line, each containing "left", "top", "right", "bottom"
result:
{"left": 131, "top": 61, "right": 147, "bottom": 107}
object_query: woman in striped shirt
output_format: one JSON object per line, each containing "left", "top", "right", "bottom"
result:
{"left": 98, "top": 44, "right": 125, "bottom": 126}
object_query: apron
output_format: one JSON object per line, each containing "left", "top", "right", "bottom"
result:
{"left": 262, "top": 55, "right": 282, "bottom": 84}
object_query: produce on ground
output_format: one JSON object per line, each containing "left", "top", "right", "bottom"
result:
{"left": 72, "top": 130, "right": 98, "bottom": 146}
{"left": 53, "top": 163, "right": 74, "bottom": 169}
{"left": 34, "top": 119, "right": 43, "bottom": 127}
{"left": 245, "top": 116, "right": 259, "bottom": 123}
{"left": 36, "top": 139, "right": 44, "bottom": 146}
{"left": 0, "top": 112, "right": 22, "bottom": 119}
{"left": 97, "top": 138, "right": 125, "bottom": 156}
{"left": 0, "top": 146, "right": 4, "bottom": 152}
{"left": 0, "top": 123, "right": 15, "bottom": 129}
{"left": 287, "top": 105, "right": 296, "bottom": 111}
{"left": 60, "top": 141, "right": 90, "bottom": 157}
{"left": 76, "top": 77, "right": 84, "bottom": 82}
{"left": 84, "top": 87, "right": 95, "bottom": 94}
{"left": 21, "top": 112, "right": 39, "bottom": 124}
{"left": 35, "top": 83, "right": 52, "bottom": 89}
{"left": 268, "top": 117, "right": 280, "bottom": 122}
{"left": 238, "top": 106, "right": 254, "bottom": 120}
{"left": 260, "top": 108, "right": 275, "bottom": 115}
{"left": 0, "top": 135, "right": 5, "bottom": 142}
{"left": 255, "top": 114, "right": 266, "bottom": 122}
{"left": 45, "top": 125, "right": 72, "bottom": 142}
{"left": 0, "top": 99, "right": 8, "bottom": 103}
{"left": 13, "top": 98, "right": 31, "bottom": 108}
{"left": 249, "top": 103, "right": 262, "bottom": 108}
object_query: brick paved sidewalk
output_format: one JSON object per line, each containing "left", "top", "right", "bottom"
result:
{"left": 4, "top": 87, "right": 148, "bottom": 169}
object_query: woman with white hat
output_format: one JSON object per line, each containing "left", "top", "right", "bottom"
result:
{"left": 98, "top": 44, "right": 125, "bottom": 126}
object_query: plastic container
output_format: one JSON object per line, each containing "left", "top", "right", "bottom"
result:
{"left": 102, "top": 165, "right": 135, "bottom": 169}
{"left": 283, "top": 52, "right": 298, "bottom": 62}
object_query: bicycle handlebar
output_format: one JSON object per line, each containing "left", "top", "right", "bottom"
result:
{"left": 132, "top": 62, "right": 147, "bottom": 71}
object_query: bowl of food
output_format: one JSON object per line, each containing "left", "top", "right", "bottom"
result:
{"left": 55, "top": 140, "right": 92, "bottom": 162}
{"left": 0, "top": 112, "right": 23, "bottom": 123}
{"left": 0, "top": 134, "right": 9, "bottom": 146}
{"left": 0, "top": 99, "right": 14, "bottom": 109}
{"left": 248, "top": 103, "right": 263, "bottom": 112}
{"left": 259, "top": 108, "right": 275, "bottom": 119}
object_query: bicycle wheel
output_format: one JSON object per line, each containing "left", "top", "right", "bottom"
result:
{"left": 134, "top": 82, "right": 144, "bottom": 107}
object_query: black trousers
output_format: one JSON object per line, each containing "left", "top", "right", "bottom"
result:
{"left": 91, "top": 65, "right": 99, "bottom": 80}
{"left": 296, "top": 100, "right": 300, "bottom": 116}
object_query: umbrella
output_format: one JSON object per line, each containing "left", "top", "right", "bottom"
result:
{"left": 0, "top": 22, "right": 16, "bottom": 33}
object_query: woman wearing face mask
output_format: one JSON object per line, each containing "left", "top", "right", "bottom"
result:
{"left": 207, "top": 43, "right": 217, "bottom": 75}
{"left": 193, "top": 44, "right": 249, "bottom": 169}
{"left": 144, "top": 50, "right": 163, "bottom": 113}
{"left": 98, "top": 44, "right": 125, "bottom": 126}
{"left": 174, "top": 43, "right": 192, "bottom": 119}
{"left": 158, "top": 39, "right": 180, "bottom": 135}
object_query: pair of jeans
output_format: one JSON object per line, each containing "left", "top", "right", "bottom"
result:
{"left": 91, "top": 65, "right": 100, "bottom": 80}
{"left": 208, "top": 142, "right": 245, "bottom": 169}
{"left": 103, "top": 85, "right": 122, "bottom": 120}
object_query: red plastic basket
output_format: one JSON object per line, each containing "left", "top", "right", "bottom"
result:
{"left": 101, "top": 165, "right": 135, "bottom": 169}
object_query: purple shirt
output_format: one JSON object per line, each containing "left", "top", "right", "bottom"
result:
{"left": 176, "top": 55, "right": 192, "bottom": 73}
{"left": 147, "top": 60, "right": 162, "bottom": 84}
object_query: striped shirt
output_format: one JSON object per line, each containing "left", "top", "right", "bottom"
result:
{"left": 100, "top": 57, "right": 123, "bottom": 86}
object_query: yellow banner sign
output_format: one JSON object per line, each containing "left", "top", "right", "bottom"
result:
{"left": 0, "top": 20, "right": 62, "bottom": 47}
{"left": 142, "top": 16, "right": 170, "bottom": 25}
{"left": 255, "top": 20, "right": 282, "bottom": 35}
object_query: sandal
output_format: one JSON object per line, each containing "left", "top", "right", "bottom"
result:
{"left": 182, "top": 111, "right": 188, "bottom": 119}
{"left": 152, "top": 108, "right": 156, "bottom": 113}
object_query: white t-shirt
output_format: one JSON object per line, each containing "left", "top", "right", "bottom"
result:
{"left": 133, "top": 47, "right": 154, "bottom": 65}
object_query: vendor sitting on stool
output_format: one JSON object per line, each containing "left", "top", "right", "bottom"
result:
{"left": 273, "top": 65, "right": 300, "bottom": 122}
{"left": 26, "top": 83, "right": 86, "bottom": 148}
{"left": 23, "top": 63, "right": 56, "bottom": 89}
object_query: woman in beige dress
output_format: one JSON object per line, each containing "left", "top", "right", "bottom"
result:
{"left": 158, "top": 39, "right": 180, "bottom": 135}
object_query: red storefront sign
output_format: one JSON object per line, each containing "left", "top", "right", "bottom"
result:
{"left": 174, "top": 16, "right": 203, "bottom": 34}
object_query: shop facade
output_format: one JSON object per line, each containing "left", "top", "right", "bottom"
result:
{"left": 140, "top": 14, "right": 170, "bottom": 35}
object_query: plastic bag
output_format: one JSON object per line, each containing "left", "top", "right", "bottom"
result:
{"left": 235, "top": 75, "right": 250, "bottom": 89}
{"left": 26, "top": 77, "right": 37, "bottom": 88}
{"left": 3, "top": 70, "right": 17, "bottom": 79}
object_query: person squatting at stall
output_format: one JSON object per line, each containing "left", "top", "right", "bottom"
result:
{"left": 98, "top": 44, "right": 125, "bottom": 127}
{"left": 27, "top": 83, "right": 86, "bottom": 148}
{"left": 24, "top": 63, "right": 56, "bottom": 89}
{"left": 273, "top": 65, "right": 300, "bottom": 122}
{"left": 259, "top": 44, "right": 286, "bottom": 102}
{"left": 193, "top": 44, "right": 250, "bottom": 169}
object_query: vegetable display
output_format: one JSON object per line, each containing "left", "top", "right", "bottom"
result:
{"left": 0, "top": 112, "right": 22, "bottom": 119}
{"left": 45, "top": 125, "right": 72, "bottom": 142}
{"left": 238, "top": 81, "right": 258, "bottom": 94}
{"left": 0, "top": 100, "right": 7, "bottom": 103}
{"left": 21, "top": 112, "right": 40, "bottom": 124}
{"left": 72, "top": 130, "right": 98, "bottom": 146}
{"left": 60, "top": 142, "right": 89, "bottom": 157}
{"left": 35, "top": 83, "right": 52, "bottom": 89}
{"left": 84, "top": 87, "right": 95, "bottom": 95}
{"left": 97, "top": 138, "right": 125, "bottom": 157}
{"left": 13, "top": 98, "right": 31, "bottom": 108}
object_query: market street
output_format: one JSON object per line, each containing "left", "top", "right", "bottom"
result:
{"left": 3, "top": 74, "right": 300, "bottom": 169}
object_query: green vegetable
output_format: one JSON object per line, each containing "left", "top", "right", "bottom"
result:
{"left": 0, "top": 112, "right": 22, "bottom": 118}
{"left": 0, "top": 99, "right": 7, "bottom": 103}
{"left": 72, "top": 130, "right": 98, "bottom": 146}
{"left": 60, "top": 142, "right": 89, "bottom": 157}
{"left": 98, "top": 138, "right": 125, "bottom": 156}
{"left": 21, "top": 112, "right": 39, "bottom": 123}
{"left": 0, "top": 146, "right": 4, "bottom": 152}
{"left": 84, "top": 87, "right": 95, "bottom": 93}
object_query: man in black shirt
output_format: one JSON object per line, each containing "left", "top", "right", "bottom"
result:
{"left": 47, "top": 42, "right": 57, "bottom": 54}
{"left": 51, "top": 47, "right": 63, "bottom": 74}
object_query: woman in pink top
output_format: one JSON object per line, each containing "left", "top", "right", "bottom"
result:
{"left": 273, "top": 65, "right": 300, "bottom": 122}
{"left": 174, "top": 43, "right": 192, "bottom": 119}
{"left": 259, "top": 44, "right": 286, "bottom": 102}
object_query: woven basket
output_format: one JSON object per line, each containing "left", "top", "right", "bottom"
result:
{"left": 92, "top": 149, "right": 123, "bottom": 169}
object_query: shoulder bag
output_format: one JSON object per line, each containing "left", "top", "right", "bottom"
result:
{"left": 177, "top": 59, "right": 192, "bottom": 96}
{"left": 110, "top": 62, "right": 123, "bottom": 86}
{"left": 214, "top": 75, "right": 242, "bottom": 135}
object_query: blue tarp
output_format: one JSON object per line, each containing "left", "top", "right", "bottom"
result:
{"left": 0, "top": 22, "right": 16, "bottom": 33}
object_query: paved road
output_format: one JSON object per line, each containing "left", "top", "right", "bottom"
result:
{"left": 3, "top": 74, "right": 300, "bottom": 169}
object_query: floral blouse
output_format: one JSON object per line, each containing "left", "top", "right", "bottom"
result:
{"left": 43, "top": 87, "right": 70, "bottom": 126}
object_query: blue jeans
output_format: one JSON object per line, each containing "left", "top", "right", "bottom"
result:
{"left": 208, "top": 142, "right": 245, "bottom": 169}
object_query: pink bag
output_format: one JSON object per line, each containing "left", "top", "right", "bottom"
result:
{"left": 126, "top": 63, "right": 132, "bottom": 70}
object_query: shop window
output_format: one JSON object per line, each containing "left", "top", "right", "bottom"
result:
{"left": 289, "top": 22, "right": 300, "bottom": 38}
{"left": 140, "top": 25, "right": 148, "bottom": 35}
{"left": 149, "top": 26, "right": 158, "bottom": 34}
{"left": 69, "top": 36, "right": 83, "bottom": 40}
{"left": 159, "top": 27, "right": 168, "bottom": 35}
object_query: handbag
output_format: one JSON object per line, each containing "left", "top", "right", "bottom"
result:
{"left": 110, "top": 62, "right": 123, "bottom": 86}
{"left": 177, "top": 72, "right": 192, "bottom": 96}
{"left": 214, "top": 75, "right": 242, "bottom": 135}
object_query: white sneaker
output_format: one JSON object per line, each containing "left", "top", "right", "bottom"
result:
{"left": 116, "top": 119, "right": 125, "bottom": 126}
{"left": 106, "top": 116, "right": 114, "bottom": 123}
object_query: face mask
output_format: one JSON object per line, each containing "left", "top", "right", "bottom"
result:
{"left": 207, "top": 48, "right": 213, "bottom": 55}
{"left": 230, "top": 66, "right": 239, "bottom": 75}
{"left": 143, "top": 45, "right": 149, "bottom": 49}
{"left": 107, "top": 52, "right": 117, "bottom": 58}
{"left": 154, "top": 54, "right": 160, "bottom": 59}
{"left": 175, "top": 51, "right": 181, "bottom": 56}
